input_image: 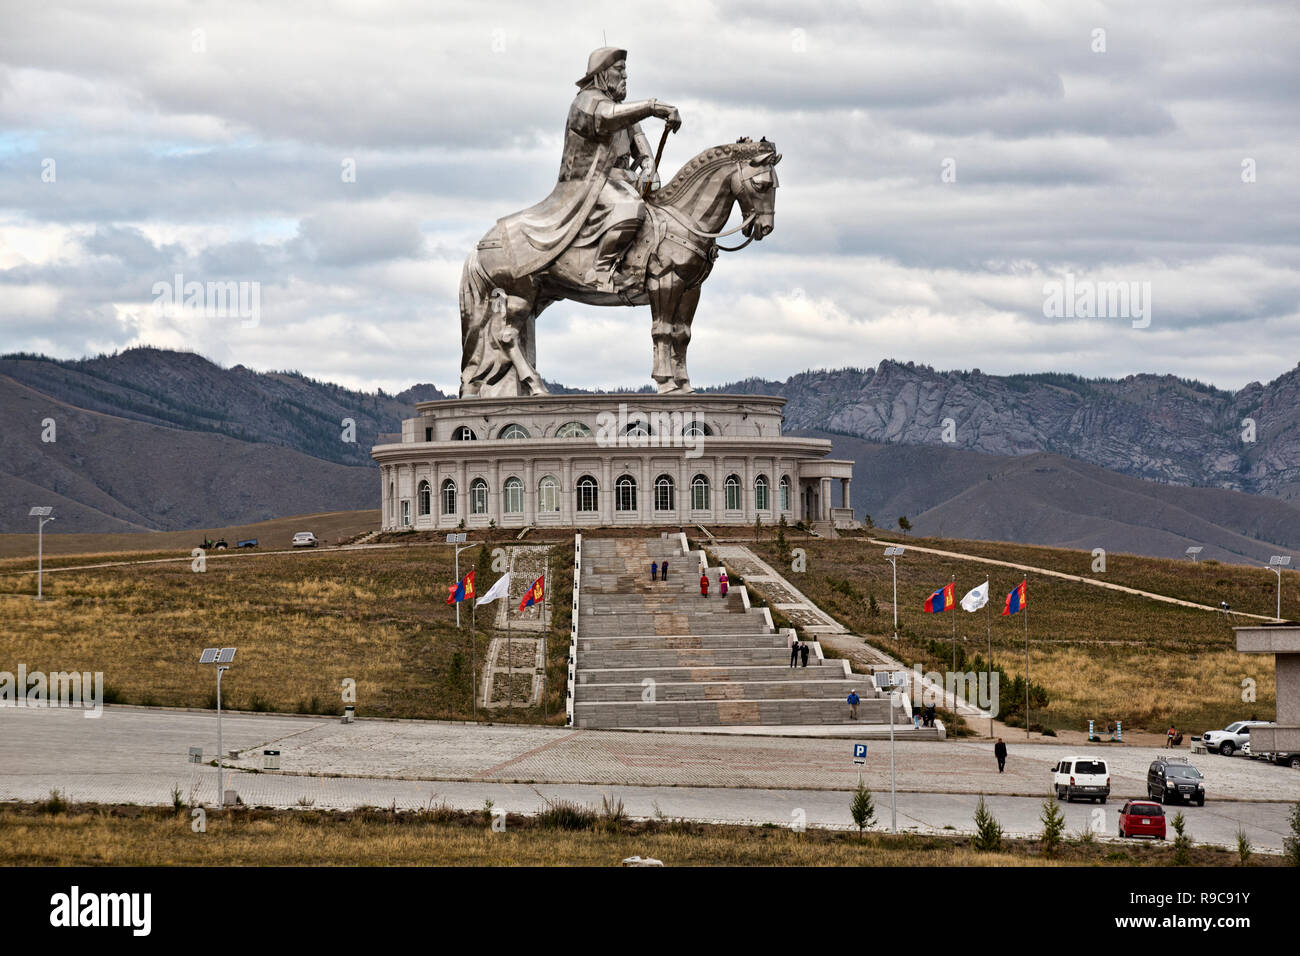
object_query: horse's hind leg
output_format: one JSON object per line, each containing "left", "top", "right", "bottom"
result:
{"left": 670, "top": 284, "right": 701, "bottom": 393}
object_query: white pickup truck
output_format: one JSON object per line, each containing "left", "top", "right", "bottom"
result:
{"left": 1051, "top": 756, "right": 1111, "bottom": 803}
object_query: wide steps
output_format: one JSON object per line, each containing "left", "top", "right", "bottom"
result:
{"left": 577, "top": 679, "right": 867, "bottom": 702}
{"left": 579, "top": 633, "right": 787, "bottom": 651}
{"left": 573, "top": 697, "right": 898, "bottom": 729}
{"left": 579, "top": 647, "right": 806, "bottom": 667}
{"left": 577, "top": 663, "right": 845, "bottom": 683}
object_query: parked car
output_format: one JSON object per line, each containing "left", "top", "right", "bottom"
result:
{"left": 1118, "top": 800, "right": 1167, "bottom": 840}
{"left": 1271, "top": 751, "right": 1300, "bottom": 769}
{"left": 1147, "top": 755, "right": 1206, "bottom": 805}
{"left": 1201, "top": 720, "right": 1275, "bottom": 756}
{"left": 292, "top": 531, "right": 319, "bottom": 548}
{"left": 1051, "top": 756, "right": 1111, "bottom": 803}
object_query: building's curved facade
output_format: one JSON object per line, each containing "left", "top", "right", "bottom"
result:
{"left": 371, "top": 393, "right": 855, "bottom": 531}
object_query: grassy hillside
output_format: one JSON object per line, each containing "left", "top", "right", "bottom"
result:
{"left": 0, "top": 536, "right": 572, "bottom": 723}
{"left": 749, "top": 532, "right": 1282, "bottom": 734}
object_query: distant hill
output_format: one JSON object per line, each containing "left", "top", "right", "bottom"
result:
{"left": 720, "top": 361, "right": 1300, "bottom": 501}
{"left": 807, "top": 431, "right": 1300, "bottom": 565}
{"left": 0, "top": 373, "right": 376, "bottom": 533}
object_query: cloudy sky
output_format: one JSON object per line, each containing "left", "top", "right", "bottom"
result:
{"left": 2, "top": 0, "right": 1297, "bottom": 394}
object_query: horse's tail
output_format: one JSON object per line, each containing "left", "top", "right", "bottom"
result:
{"left": 459, "top": 245, "right": 494, "bottom": 395}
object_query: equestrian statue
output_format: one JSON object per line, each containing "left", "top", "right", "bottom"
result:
{"left": 459, "top": 46, "right": 781, "bottom": 397}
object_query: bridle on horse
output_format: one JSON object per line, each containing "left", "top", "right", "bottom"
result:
{"left": 657, "top": 158, "right": 776, "bottom": 253}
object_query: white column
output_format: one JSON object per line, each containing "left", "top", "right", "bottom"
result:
{"left": 490, "top": 460, "right": 500, "bottom": 525}
{"left": 524, "top": 459, "right": 535, "bottom": 524}
{"left": 600, "top": 458, "right": 613, "bottom": 524}
{"left": 457, "top": 460, "right": 467, "bottom": 525}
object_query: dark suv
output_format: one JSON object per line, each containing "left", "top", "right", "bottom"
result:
{"left": 1147, "top": 756, "right": 1206, "bottom": 805}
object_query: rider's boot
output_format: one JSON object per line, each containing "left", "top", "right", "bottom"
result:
{"left": 584, "top": 216, "right": 643, "bottom": 292}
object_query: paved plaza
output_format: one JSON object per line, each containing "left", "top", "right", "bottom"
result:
{"left": 4, "top": 706, "right": 1299, "bottom": 850}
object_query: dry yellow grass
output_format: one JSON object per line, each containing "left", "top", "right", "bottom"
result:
{"left": 0, "top": 541, "right": 572, "bottom": 722}
{"left": 749, "top": 534, "right": 1277, "bottom": 733}
{"left": 1, "top": 804, "right": 1265, "bottom": 867}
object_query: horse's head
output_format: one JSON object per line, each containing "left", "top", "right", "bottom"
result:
{"left": 733, "top": 138, "right": 781, "bottom": 240}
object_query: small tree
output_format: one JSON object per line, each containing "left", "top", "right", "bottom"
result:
{"left": 754, "top": 515, "right": 763, "bottom": 540}
{"left": 850, "top": 781, "right": 876, "bottom": 836}
{"left": 868, "top": 595, "right": 880, "bottom": 618}
{"left": 1040, "top": 798, "right": 1065, "bottom": 858}
{"left": 1171, "top": 811, "right": 1192, "bottom": 866}
{"left": 1284, "top": 801, "right": 1300, "bottom": 866}
{"left": 972, "top": 795, "right": 1003, "bottom": 852}
{"left": 863, "top": 514, "right": 875, "bottom": 529}
{"left": 898, "top": 516, "right": 912, "bottom": 534}
{"left": 1236, "top": 827, "right": 1253, "bottom": 866}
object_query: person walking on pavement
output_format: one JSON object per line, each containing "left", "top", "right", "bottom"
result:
{"left": 651, "top": 560, "right": 658, "bottom": 583}
{"left": 789, "top": 639, "right": 800, "bottom": 668}
{"left": 1166, "top": 725, "right": 1177, "bottom": 749}
{"left": 994, "top": 737, "right": 1008, "bottom": 773}
{"left": 699, "top": 571, "right": 709, "bottom": 598}
{"left": 847, "top": 689, "right": 860, "bottom": 720}
{"left": 799, "top": 641, "right": 810, "bottom": 667}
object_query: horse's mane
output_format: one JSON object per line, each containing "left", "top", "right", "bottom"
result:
{"left": 652, "top": 138, "right": 775, "bottom": 205}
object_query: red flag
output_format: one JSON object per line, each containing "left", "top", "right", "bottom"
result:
{"left": 446, "top": 569, "right": 475, "bottom": 605}
{"left": 1002, "top": 579, "right": 1027, "bottom": 616}
{"left": 518, "top": 575, "right": 544, "bottom": 611}
{"left": 923, "top": 582, "right": 955, "bottom": 613}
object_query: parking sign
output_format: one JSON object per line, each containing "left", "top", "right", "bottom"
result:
{"left": 853, "top": 744, "right": 867, "bottom": 765}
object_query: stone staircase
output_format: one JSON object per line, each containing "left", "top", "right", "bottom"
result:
{"left": 573, "top": 535, "right": 907, "bottom": 730}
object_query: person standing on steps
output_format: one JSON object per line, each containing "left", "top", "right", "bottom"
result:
{"left": 846, "top": 689, "right": 860, "bottom": 720}
{"left": 800, "top": 641, "right": 809, "bottom": 667}
{"left": 994, "top": 737, "right": 1008, "bottom": 773}
{"left": 699, "top": 571, "right": 709, "bottom": 598}
{"left": 789, "top": 639, "right": 800, "bottom": 668}
{"left": 651, "top": 560, "right": 658, "bottom": 583}
{"left": 719, "top": 569, "right": 728, "bottom": 598}
{"left": 660, "top": 559, "right": 668, "bottom": 582}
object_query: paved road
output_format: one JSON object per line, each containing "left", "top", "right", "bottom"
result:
{"left": 3, "top": 706, "right": 1298, "bottom": 850}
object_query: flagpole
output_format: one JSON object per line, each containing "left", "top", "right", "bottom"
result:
{"left": 950, "top": 574, "right": 956, "bottom": 678}
{"left": 455, "top": 544, "right": 461, "bottom": 629}
{"left": 985, "top": 579, "right": 992, "bottom": 739}
{"left": 507, "top": 548, "right": 515, "bottom": 713}
{"left": 471, "top": 598, "right": 478, "bottom": 719}
{"left": 1024, "top": 582, "right": 1030, "bottom": 740}
{"left": 542, "top": 550, "right": 549, "bottom": 719}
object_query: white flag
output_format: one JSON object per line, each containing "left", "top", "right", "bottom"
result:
{"left": 960, "top": 580, "right": 989, "bottom": 612}
{"left": 477, "top": 572, "right": 511, "bottom": 606}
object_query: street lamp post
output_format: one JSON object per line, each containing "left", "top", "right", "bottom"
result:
{"left": 200, "top": 647, "right": 236, "bottom": 808}
{"left": 29, "top": 507, "right": 54, "bottom": 599}
{"left": 889, "top": 686, "right": 897, "bottom": 833}
{"left": 1269, "top": 556, "right": 1291, "bottom": 620}
{"left": 884, "top": 546, "right": 905, "bottom": 639}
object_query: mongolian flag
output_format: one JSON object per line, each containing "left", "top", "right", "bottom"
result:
{"left": 518, "top": 575, "right": 544, "bottom": 611}
{"left": 1002, "top": 579, "right": 1027, "bottom": 616}
{"left": 923, "top": 582, "right": 955, "bottom": 613}
{"left": 446, "top": 569, "right": 475, "bottom": 605}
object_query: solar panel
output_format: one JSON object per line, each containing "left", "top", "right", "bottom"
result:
{"left": 199, "top": 648, "right": 219, "bottom": 663}
{"left": 29, "top": 506, "right": 53, "bottom": 516}
{"left": 216, "top": 647, "right": 236, "bottom": 663}
{"left": 1271, "top": 556, "right": 1292, "bottom": 566}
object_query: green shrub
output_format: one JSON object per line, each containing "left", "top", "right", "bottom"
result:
{"left": 1040, "top": 798, "right": 1065, "bottom": 858}
{"left": 850, "top": 782, "right": 876, "bottom": 835}
{"left": 972, "top": 796, "right": 1003, "bottom": 852}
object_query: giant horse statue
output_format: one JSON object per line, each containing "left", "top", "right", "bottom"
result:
{"left": 458, "top": 48, "right": 780, "bottom": 398}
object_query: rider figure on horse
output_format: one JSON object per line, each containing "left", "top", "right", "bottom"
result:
{"left": 508, "top": 47, "right": 681, "bottom": 292}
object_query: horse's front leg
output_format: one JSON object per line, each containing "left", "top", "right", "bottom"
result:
{"left": 498, "top": 286, "right": 546, "bottom": 395}
{"left": 647, "top": 271, "right": 684, "bottom": 392}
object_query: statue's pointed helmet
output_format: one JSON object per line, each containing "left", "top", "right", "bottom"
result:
{"left": 576, "top": 46, "right": 626, "bottom": 86}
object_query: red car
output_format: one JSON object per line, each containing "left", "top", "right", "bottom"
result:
{"left": 1118, "top": 800, "right": 1166, "bottom": 840}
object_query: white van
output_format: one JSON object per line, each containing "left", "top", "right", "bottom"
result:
{"left": 1051, "top": 756, "right": 1111, "bottom": 803}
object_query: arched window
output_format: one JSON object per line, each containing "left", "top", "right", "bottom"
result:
{"left": 576, "top": 475, "right": 598, "bottom": 513}
{"left": 654, "top": 474, "right": 675, "bottom": 511}
{"left": 623, "top": 419, "right": 651, "bottom": 437}
{"left": 497, "top": 423, "right": 529, "bottom": 440}
{"left": 503, "top": 476, "right": 523, "bottom": 514}
{"left": 452, "top": 426, "right": 477, "bottom": 441}
{"left": 538, "top": 475, "right": 560, "bottom": 513}
{"left": 691, "top": 474, "right": 710, "bottom": 511}
{"left": 755, "top": 474, "right": 770, "bottom": 511}
{"left": 615, "top": 474, "right": 637, "bottom": 512}
{"left": 418, "top": 480, "right": 431, "bottom": 516}
{"left": 441, "top": 478, "right": 457, "bottom": 516}
{"left": 555, "top": 421, "right": 593, "bottom": 438}
{"left": 779, "top": 475, "right": 791, "bottom": 511}
{"left": 471, "top": 477, "right": 489, "bottom": 515}
{"left": 725, "top": 474, "right": 742, "bottom": 510}
{"left": 683, "top": 419, "right": 711, "bottom": 437}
